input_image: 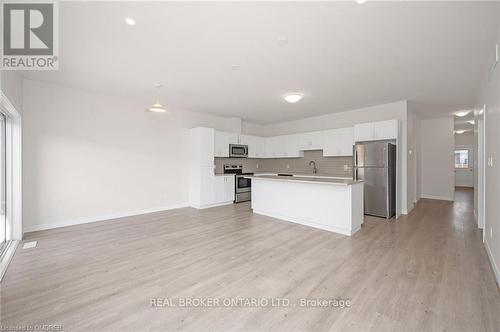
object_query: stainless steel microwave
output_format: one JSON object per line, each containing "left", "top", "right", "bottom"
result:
{"left": 229, "top": 144, "right": 248, "bottom": 158}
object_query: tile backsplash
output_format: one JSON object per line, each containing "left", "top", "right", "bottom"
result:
{"left": 215, "top": 150, "right": 353, "bottom": 177}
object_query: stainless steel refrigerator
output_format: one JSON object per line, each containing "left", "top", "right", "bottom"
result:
{"left": 353, "top": 141, "right": 396, "bottom": 218}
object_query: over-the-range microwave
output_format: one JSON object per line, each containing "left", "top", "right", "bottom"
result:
{"left": 229, "top": 144, "right": 248, "bottom": 158}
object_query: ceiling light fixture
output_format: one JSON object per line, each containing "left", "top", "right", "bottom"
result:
{"left": 283, "top": 93, "right": 303, "bottom": 103}
{"left": 147, "top": 84, "right": 168, "bottom": 113}
{"left": 468, "top": 120, "right": 475, "bottom": 125}
{"left": 454, "top": 130, "right": 466, "bottom": 134}
{"left": 454, "top": 111, "right": 470, "bottom": 117}
{"left": 356, "top": 0, "right": 367, "bottom": 4}
{"left": 125, "top": 17, "right": 136, "bottom": 26}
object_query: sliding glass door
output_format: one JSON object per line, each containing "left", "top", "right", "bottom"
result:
{"left": 0, "top": 113, "right": 6, "bottom": 253}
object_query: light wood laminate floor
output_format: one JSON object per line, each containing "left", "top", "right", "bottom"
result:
{"left": 1, "top": 188, "right": 499, "bottom": 331}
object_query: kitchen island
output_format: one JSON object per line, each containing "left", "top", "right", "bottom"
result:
{"left": 248, "top": 175, "right": 364, "bottom": 236}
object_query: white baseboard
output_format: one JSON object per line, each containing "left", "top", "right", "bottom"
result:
{"left": 0, "top": 240, "right": 19, "bottom": 282}
{"left": 484, "top": 240, "right": 500, "bottom": 285}
{"left": 23, "top": 203, "right": 189, "bottom": 233}
{"left": 420, "top": 194, "right": 454, "bottom": 202}
{"left": 189, "top": 201, "right": 234, "bottom": 210}
{"left": 253, "top": 209, "right": 356, "bottom": 236}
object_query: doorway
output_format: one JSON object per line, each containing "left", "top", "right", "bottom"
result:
{"left": 454, "top": 146, "right": 474, "bottom": 187}
{"left": 0, "top": 114, "right": 5, "bottom": 255}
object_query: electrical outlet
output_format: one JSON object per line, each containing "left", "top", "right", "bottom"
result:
{"left": 490, "top": 227, "right": 493, "bottom": 239}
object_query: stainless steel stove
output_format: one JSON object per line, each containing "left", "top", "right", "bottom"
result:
{"left": 223, "top": 165, "right": 253, "bottom": 203}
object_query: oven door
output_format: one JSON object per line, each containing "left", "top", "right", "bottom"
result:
{"left": 236, "top": 176, "right": 251, "bottom": 193}
{"left": 229, "top": 144, "right": 248, "bottom": 158}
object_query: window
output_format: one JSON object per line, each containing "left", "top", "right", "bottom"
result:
{"left": 455, "top": 149, "right": 469, "bottom": 169}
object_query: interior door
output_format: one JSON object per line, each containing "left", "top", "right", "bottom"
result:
{"left": 0, "top": 114, "right": 6, "bottom": 252}
{"left": 455, "top": 147, "right": 474, "bottom": 187}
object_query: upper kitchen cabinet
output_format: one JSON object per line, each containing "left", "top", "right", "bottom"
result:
{"left": 323, "top": 127, "right": 354, "bottom": 157}
{"left": 373, "top": 120, "right": 398, "bottom": 140}
{"left": 285, "top": 134, "right": 302, "bottom": 158}
{"left": 265, "top": 135, "right": 302, "bottom": 158}
{"left": 214, "top": 131, "right": 238, "bottom": 157}
{"left": 354, "top": 122, "right": 375, "bottom": 142}
{"left": 265, "top": 136, "right": 285, "bottom": 158}
{"left": 354, "top": 120, "right": 398, "bottom": 142}
{"left": 190, "top": 127, "right": 215, "bottom": 167}
{"left": 239, "top": 134, "right": 265, "bottom": 158}
{"left": 298, "top": 131, "right": 324, "bottom": 150}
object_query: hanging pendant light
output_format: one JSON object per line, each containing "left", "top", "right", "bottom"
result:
{"left": 147, "top": 84, "right": 168, "bottom": 113}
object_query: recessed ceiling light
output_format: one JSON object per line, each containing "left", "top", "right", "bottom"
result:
{"left": 356, "top": 0, "right": 367, "bottom": 4}
{"left": 454, "top": 111, "right": 470, "bottom": 117}
{"left": 455, "top": 130, "right": 466, "bottom": 134}
{"left": 283, "top": 93, "right": 303, "bottom": 103}
{"left": 468, "top": 120, "right": 475, "bottom": 125}
{"left": 125, "top": 18, "right": 136, "bottom": 26}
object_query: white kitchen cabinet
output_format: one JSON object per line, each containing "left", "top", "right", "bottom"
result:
{"left": 213, "top": 175, "right": 235, "bottom": 204}
{"left": 339, "top": 127, "right": 355, "bottom": 156}
{"left": 254, "top": 136, "right": 266, "bottom": 158}
{"left": 298, "top": 131, "right": 324, "bottom": 150}
{"left": 354, "top": 120, "right": 398, "bottom": 142}
{"left": 265, "top": 136, "right": 282, "bottom": 158}
{"left": 224, "top": 176, "right": 235, "bottom": 202}
{"left": 354, "top": 122, "right": 375, "bottom": 142}
{"left": 239, "top": 134, "right": 266, "bottom": 158}
{"left": 373, "top": 120, "right": 398, "bottom": 140}
{"left": 323, "top": 127, "right": 354, "bottom": 157}
{"left": 189, "top": 127, "right": 215, "bottom": 167}
{"left": 189, "top": 127, "right": 235, "bottom": 209}
{"left": 266, "top": 135, "right": 298, "bottom": 158}
{"left": 285, "top": 134, "right": 302, "bottom": 158}
{"left": 214, "top": 131, "right": 238, "bottom": 157}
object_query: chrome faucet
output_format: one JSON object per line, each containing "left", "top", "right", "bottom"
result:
{"left": 309, "top": 161, "right": 318, "bottom": 174}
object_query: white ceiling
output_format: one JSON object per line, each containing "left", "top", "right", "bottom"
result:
{"left": 20, "top": 1, "right": 500, "bottom": 124}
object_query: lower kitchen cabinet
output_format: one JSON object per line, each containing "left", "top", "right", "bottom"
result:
{"left": 213, "top": 175, "right": 235, "bottom": 205}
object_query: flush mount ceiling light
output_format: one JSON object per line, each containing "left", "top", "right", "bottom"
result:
{"left": 468, "top": 120, "right": 475, "bottom": 125}
{"left": 283, "top": 93, "right": 303, "bottom": 103}
{"left": 454, "top": 110, "right": 470, "bottom": 117}
{"left": 455, "top": 130, "right": 466, "bottom": 134}
{"left": 147, "top": 84, "right": 168, "bottom": 113}
{"left": 125, "top": 17, "right": 136, "bottom": 26}
{"left": 356, "top": 0, "right": 367, "bottom": 4}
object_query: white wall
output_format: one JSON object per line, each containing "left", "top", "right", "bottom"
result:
{"left": 0, "top": 71, "right": 23, "bottom": 113}
{"left": 260, "top": 100, "right": 410, "bottom": 216}
{"left": 406, "top": 103, "right": 417, "bottom": 213}
{"left": 454, "top": 131, "right": 474, "bottom": 146}
{"left": 22, "top": 80, "right": 244, "bottom": 232}
{"left": 419, "top": 117, "right": 455, "bottom": 201}
{"left": 415, "top": 115, "right": 422, "bottom": 200}
{"left": 474, "top": 9, "right": 500, "bottom": 284}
